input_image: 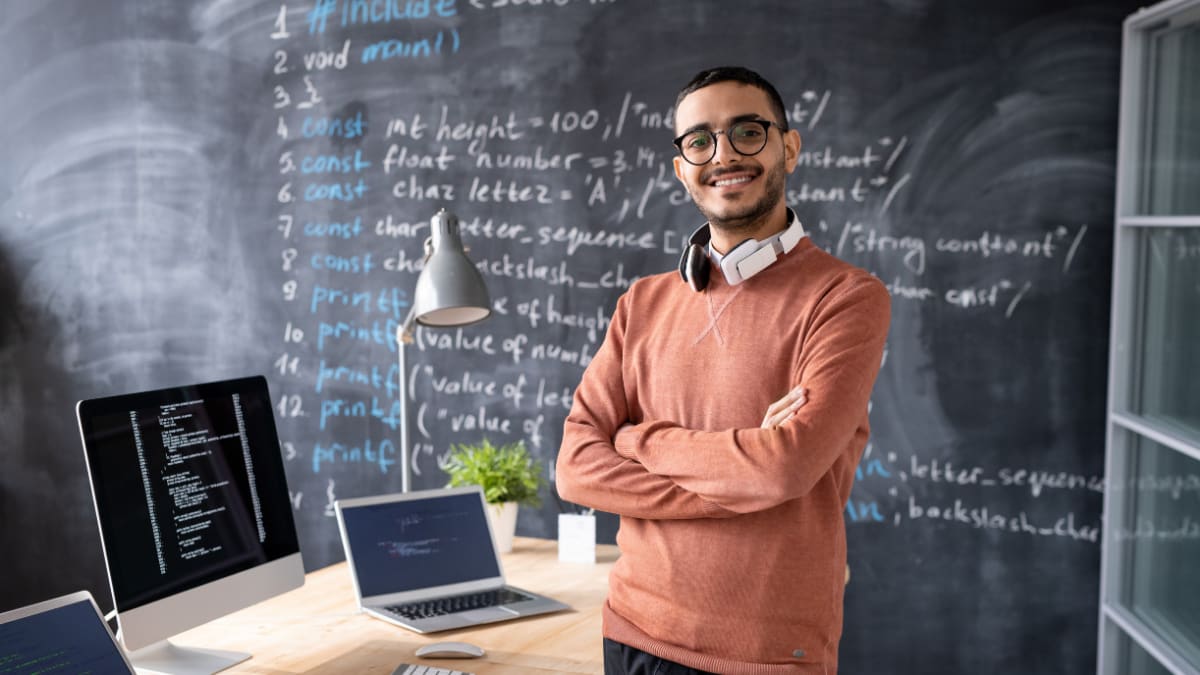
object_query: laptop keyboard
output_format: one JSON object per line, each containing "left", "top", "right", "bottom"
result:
{"left": 386, "top": 588, "right": 535, "bottom": 620}
{"left": 393, "top": 665, "right": 474, "bottom": 675}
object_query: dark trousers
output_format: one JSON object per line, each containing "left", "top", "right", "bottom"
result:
{"left": 603, "top": 638, "right": 717, "bottom": 675}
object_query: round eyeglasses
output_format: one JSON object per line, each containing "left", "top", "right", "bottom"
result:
{"left": 672, "top": 119, "right": 779, "bottom": 166}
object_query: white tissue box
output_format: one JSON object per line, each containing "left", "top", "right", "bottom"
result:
{"left": 557, "top": 513, "right": 596, "bottom": 563}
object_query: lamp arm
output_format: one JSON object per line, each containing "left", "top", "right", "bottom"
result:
{"left": 396, "top": 306, "right": 418, "bottom": 492}
{"left": 398, "top": 338, "right": 410, "bottom": 492}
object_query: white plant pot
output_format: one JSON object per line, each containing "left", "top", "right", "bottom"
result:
{"left": 486, "top": 501, "right": 519, "bottom": 554}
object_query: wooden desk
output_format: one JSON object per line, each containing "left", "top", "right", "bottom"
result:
{"left": 175, "top": 538, "right": 618, "bottom": 674}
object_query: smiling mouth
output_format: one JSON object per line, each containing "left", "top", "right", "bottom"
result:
{"left": 709, "top": 172, "right": 757, "bottom": 188}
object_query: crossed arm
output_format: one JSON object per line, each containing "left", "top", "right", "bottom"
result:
{"left": 555, "top": 277, "right": 889, "bottom": 519}
{"left": 556, "top": 375, "right": 806, "bottom": 520}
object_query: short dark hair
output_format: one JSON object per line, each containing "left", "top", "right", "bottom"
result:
{"left": 674, "top": 66, "right": 789, "bottom": 131}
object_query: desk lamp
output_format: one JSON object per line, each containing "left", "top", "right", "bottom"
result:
{"left": 396, "top": 208, "right": 491, "bottom": 492}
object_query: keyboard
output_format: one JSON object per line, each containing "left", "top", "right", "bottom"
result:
{"left": 393, "top": 665, "right": 474, "bottom": 675}
{"left": 386, "top": 588, "right": 534, "bottom": 620}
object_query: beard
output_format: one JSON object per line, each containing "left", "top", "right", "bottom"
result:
{"left": 691, "top": 156, "right": 787, "bottom": 238}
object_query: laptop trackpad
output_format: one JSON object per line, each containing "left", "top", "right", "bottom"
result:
{"left": 461, "top": 607, "right": 518, "bottom": 622}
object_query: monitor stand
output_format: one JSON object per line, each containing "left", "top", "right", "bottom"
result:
{"left": 128, "top": 640, "right": 250, "bottom": 675}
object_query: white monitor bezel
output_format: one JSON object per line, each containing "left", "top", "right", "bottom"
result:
{"left": 113, "top": 553, "right": 303, "bottom": 652}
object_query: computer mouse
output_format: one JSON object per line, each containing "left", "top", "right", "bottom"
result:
{"left": 414, "top": 641, "right": 487, "bottom": 659}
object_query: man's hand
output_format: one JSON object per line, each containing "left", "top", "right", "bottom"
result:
{"left": 613, "top": 423, "right": 638, "bottom": 459}
{"left": 761, "top": 386, "right": 807, "bottom": 428}
{"left": 613, "top": 386, "right": 806, "bottom": 456}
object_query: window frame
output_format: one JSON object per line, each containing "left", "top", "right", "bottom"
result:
{"left": 1100, "top": 1, "right": 1200, "bottom": 673}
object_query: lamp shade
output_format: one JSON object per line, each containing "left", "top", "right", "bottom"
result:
{"left": 412, "top": 209, "right": 491, "bottom": 327}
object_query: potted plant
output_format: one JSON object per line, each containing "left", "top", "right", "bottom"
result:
{"left": 439, "top": 438, "right": 543, "bottom": 553}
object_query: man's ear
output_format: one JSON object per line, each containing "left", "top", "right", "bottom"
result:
{"left": 673, "top": 154, "right": 686, "bottom": 183}
{"left": 783, "top": 128, "right": 802, "bottom": 174}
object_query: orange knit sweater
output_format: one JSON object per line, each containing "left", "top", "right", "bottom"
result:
{"left": 556, "top": 237, "right": 891, "bottom": 674}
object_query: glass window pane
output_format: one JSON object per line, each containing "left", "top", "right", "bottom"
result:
{"left": 1139, "top": 16, "right": 1200, "bottom": 215}
{"left": 1115, "top": 433, "right": 1200, "bottom": 669}
{"left": 1133, "top": 228, "right": 1200, "bottom": 434}
{"left": 1110, "top": 625, "right": 1175, "bottom": 675}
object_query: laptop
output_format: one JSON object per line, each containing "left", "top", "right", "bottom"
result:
{"left": 0, "top": 590, "right": 135, "bottom": 674}
{"left": 334, "top": 486, "right": 569, "bottom": 633}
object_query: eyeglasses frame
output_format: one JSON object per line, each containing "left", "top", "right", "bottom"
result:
{"left": 672, "top": 119, "right": 782, "bottom": 166}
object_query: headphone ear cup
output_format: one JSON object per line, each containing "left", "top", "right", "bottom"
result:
{"left": 679, "top": 244, "right": 710, "bottom": 292}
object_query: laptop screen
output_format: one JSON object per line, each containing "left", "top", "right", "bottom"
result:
{"left": 341, "top": 492, "right": 502, "bottom": 597}
{"left": 0, "top": 596, "right": 132, "bottom": 674}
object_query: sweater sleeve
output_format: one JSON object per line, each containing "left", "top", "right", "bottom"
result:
{"left": 555, "top": 290, "right": 737, "bottom": 520}
{"left": 620, "top": 275, "right": 891, "bottom": 514}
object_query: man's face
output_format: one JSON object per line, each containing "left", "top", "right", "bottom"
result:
{"left": 672, "top": 81, "right": 801, "bottom": 239}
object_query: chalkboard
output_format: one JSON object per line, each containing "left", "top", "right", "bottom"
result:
{"left": 0, "top": 1, "right": 1140, "bottom": 672}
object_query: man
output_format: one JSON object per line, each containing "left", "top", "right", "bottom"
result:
{"left": 556, "top": 67, "right": 891, "bottom": 674}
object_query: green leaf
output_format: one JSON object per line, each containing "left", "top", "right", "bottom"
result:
{"left": 438, "top": 438, "right": 543, "bottom": 507}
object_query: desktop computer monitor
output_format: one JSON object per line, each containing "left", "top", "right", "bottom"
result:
{"left": 77, "top": 375, "right": 304, "bottom": 674}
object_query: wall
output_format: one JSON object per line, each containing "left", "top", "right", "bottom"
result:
{"left": 0, "top": 1, "right": 1140, "bottom": 672}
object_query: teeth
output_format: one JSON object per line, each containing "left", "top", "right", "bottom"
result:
{"left": 713, "top": 176, "right": 752, "bottom": 187}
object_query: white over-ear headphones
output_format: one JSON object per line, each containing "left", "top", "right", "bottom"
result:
{"left": 678, "top": 209, "right": 806, "bottom": 292}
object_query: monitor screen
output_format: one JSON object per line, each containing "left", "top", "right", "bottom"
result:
{"left": 78, "top": 376, "right": 301, "bottom": 613}
{"left": 0, "top": 595, "right": 132, "bottom": 674}
{"left": 340, "top": 492, "right": 501, "bottom": 596}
